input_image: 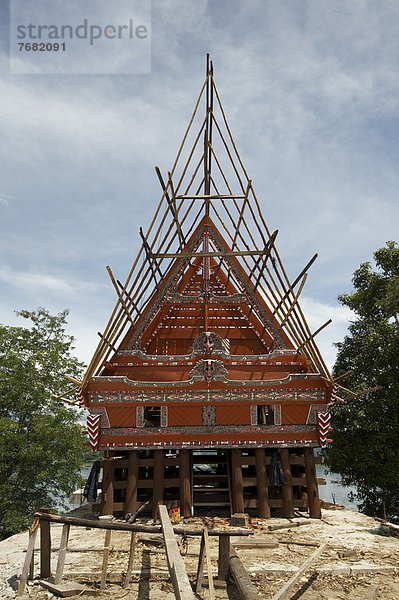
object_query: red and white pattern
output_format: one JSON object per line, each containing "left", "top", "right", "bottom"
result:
{"left": 317, "top": 411, "right": 332, "bottom": 447}
{"left": 87, "top": 414, "right": 101, "bottom": 451}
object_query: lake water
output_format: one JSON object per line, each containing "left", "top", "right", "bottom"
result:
{"left": 317, "top": 464, "right": 358, "bottom": 510}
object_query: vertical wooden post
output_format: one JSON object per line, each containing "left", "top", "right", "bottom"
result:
{"left": 40, "top": 508, "right": 51, "bottom": 578}
{"left": 124, "top": 451, "right": 138, "bottom": 515}
{"left": 54, "top": 523, "right": 70, "bottom": 584}
{"left": 218, "top": 536, "right": 230, "bottom": 580}
{"left": 100, "top": 530, "right": 112, "bottom": 590}
{"left": 152, "top": 450, "right": 164, "bottom": 518}
{"left": 102, "top": 458, "right": 114, "bottom": 516}
{"left": 230, "top": 449, "right": 244, "bottom": 514}
{"left": 123, "top": 532, "right": 137, "bottom": 588}
{"left": 304, "top": 447, "right": 321, "bottom": 519}
{"left": 280, "top": 449, "right": 294, "bottom": 518}
{"left": 179, "top": 449, "right": 191, "bottom": 518}
{"left": 255, "top": 448, "right": 271, "bottom": 518}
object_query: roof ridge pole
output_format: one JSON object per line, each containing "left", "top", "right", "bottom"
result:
{"left": 204, "top": 54, "right": 213, "bottom": 215}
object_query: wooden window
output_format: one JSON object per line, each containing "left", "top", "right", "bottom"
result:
{"left": 141, "top": 406, "right": 168, "bottom": 427}
{"left": 256, "top": 405, "right": 275, "bottom": 425}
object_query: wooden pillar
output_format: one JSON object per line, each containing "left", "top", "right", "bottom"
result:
{"left": 304, "top": 447, "right": 321, "bottom": 518}
{"left": 152, "top": 450, "right": 164, "bottom": 518}
{"left": 179, "top": 449, "right": 191, "bottom": 518}
{"left": 102, "top": 458, "right": 114, "bottom": 516}
{"left": 124, "top": 451, "right": 138, "bottom": 515}
{"left": 230, "top": 449, "right": 244, "bottom": 514}
{"left": 280, "top": 449, "right": 294, "bottom": 518}
{"left": 40, "top": 508, "right": 51, "bottom": 578}
{"left": 255, "top": 448, "right": 271, "bottom": 518}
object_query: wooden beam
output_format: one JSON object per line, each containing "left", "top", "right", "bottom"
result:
{"left": 296, "top": 319, "right": 332, "bottom": 352}
{"left": 106, "top": 266, "right": 134, "bottom": 325}
{"left": 229, "top": 545, "right": 259, "bottom": 600}
{"left": 218, "top": 536, "right": 230, "bottom": 580}
{"left": 304, "top": 448, "right": 321, "bottom": 519}
{"left": 158, "top": 504, "right": 195, "bottom": 599}
{"left": 270, "top": 543, "right": 327, "bottom": 600}
{"left": 34, "top": 511, "right": 253, "bottom": 537}
{"left": 150, "top": 248, "right": 274, "bottom": 259}
{"left": 97, "top": 331, "right": 117, "bottom": 354}
{"left": 272, "top": 253, "right": 318, "bottom": 316}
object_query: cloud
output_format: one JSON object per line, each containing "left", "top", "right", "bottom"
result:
{"left": 0, "top": 266, "right": 103, "bottom": 298}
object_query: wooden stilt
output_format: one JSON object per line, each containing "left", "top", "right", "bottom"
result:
{"left": 255, "top": 448, "right": 271, "bottom": 518}
{"left": 179, "top": 450, "right": 191, "bottom": 518}
{"left": 231, "top": 449, "right": 244, "bottom": 514}
{"left": 40, "top": 508, "right": 51, "bottom": 578}
{"left": 54, "top": 523, "right": 70, "bottom": 584}
{"left": 102, "top": 458, "right": 114, "bottom": 516}
{"left": 304, "top": 447, "right": 321, "bottom": 518}
{"left": 280, "top": 449, "right": 294, "bottom": 518}
{"left": 152, "top": 450, "right": 164, "bottom": 518}
{"left": 124, "top": 451, "right": 138, "bottom": 515}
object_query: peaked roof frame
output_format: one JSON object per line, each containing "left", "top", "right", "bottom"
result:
{"left": 82, "top": 56, "right": 333, "bottom": 387}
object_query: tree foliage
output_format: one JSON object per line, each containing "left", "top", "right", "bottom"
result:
{"left": 0, "top": 308, "right": 86, "bottom": 539}
{"left": 325, "top": 242, "right": 399, "bottom": 520}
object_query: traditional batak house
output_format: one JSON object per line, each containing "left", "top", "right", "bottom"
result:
{"left": 78, "top": 57, "right": 334, "bottom": 520}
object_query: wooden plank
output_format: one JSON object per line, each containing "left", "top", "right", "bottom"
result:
{"left": 158, "top": 505, "right": 195, "bottom": 599}
{"left": 39, "top": 581, "right": 90, "bottom": 597}
{"left": 229, "top": 545, "right": 259, "bottom": 600}
{"left": 54, "top": 524, "right": 70, "bottom": 584}
{"left": 40, "top": 508, "right": 51, "bottom": 578}
{"left": 123, "top": 532, "right": 137, "bottom": 588}
{"left": 102, "top": 457, "right": 114, "bottom": 516}
{"left": 304, "top": 448, "right": 321, "bottom": 519}
{"left": 270, "top": 543, "right": 327, "bottom": 600}
{"left": 280, "top": 450, "right": 294, "bottom": 519}
{"left": 100, "top": 530, "right": 112, "bottom": 590}
{"left": 17, "top": 521, "right": 39, "bottom": 596}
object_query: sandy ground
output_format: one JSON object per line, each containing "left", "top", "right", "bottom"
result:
{"left": 1, "top": 504, "right": 398, "bottom": 599}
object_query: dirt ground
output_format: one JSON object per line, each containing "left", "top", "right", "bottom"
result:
{"left": 1, "top": 504, "right": 398, "bottom": 599}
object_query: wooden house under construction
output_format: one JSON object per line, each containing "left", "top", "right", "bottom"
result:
{"left": 79, "top": 58, "right": 334, "bottom": 520}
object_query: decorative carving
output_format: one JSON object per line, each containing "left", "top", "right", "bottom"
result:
{"left": 250, "top": 405, "right": 257, "bottom": 425}
{"left": 317, "top": 411, "right": 332, "bottom": 447}
{"left": 88, "top": 406, "right": 110, "bottom": 428}
{"left": 192, "top": 332, "right": 228, "bottom": 355}
{"left": 202, "top": 406, "right": 216, "bottom": 426}
{"left": 161, "top": 406, "right": 168, "bottom": 427}
{"left": 189, "top": 359, "right": 228, "bottom": 382}
{"left": 87, "top": 414, "right": 101, "bottom": 451}
{"left": 89, "top": 387, "right": 327, "bottom": 405}
{"left": 136, "top": 406, "right": 144, "bottom": 428}
{"left": 274, "top": 404, "right": 282, "bottom": 425}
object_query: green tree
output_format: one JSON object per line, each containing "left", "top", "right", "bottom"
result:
{"left": 0, "top": 308, "right": 86, "bottom": 539}
{"left": 325, "top": 242, "right": 399, "bottom": 521}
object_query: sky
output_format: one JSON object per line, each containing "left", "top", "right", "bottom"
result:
{"left": 0, "top": 0, "right": 398, "bottom": 369}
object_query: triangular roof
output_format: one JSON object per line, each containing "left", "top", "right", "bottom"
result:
{"left": 81, "top": 56, "right": 332, "bottom": 388}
